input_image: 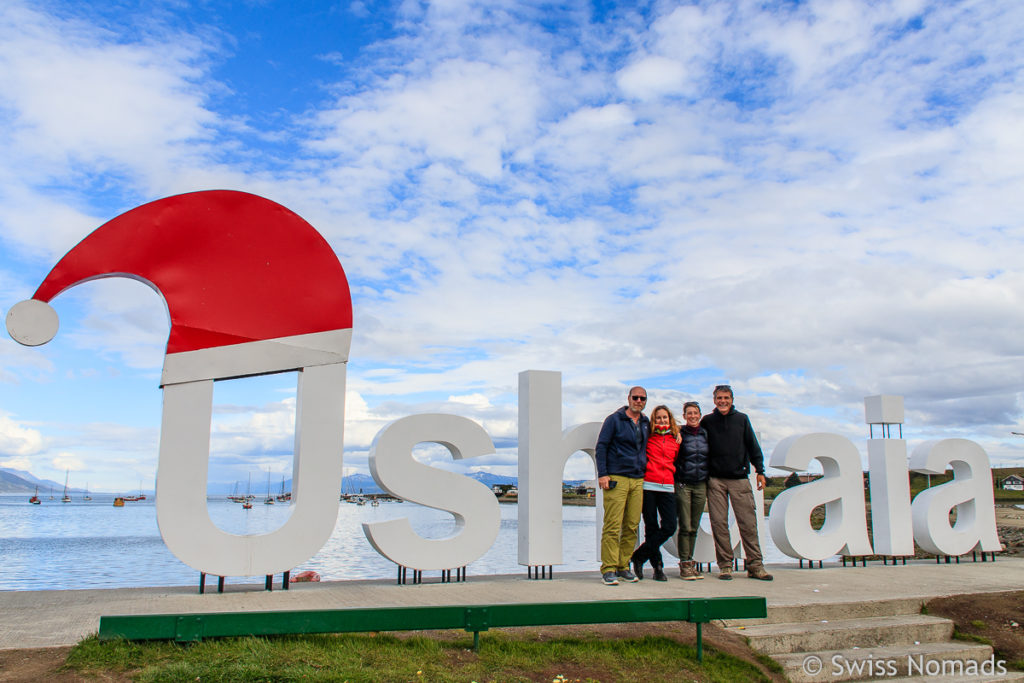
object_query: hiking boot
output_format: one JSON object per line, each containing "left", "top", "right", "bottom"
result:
{"left": 747, "top": 567, "right": 774, "bottom": 581}
{"left": 652, "top": 567, "right": 667, "bottom": 581}
{"left": 631, "top": 555, "right": 645, "bottom": 581}
{"left": 616, "top": 569, "right": 640, "bottom": 583}
{"left": 602, "top": 572, "right": 619, "bottom": 586}
{"left": 680, "top": 560, "right": 699, "bottom": 581}
{"left": 718, "top": 567, "right": 733, "bottom": 580}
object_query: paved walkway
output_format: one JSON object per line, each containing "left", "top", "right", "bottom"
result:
{"left": 2, "top": 557, "right": 1021, "bottom": 649}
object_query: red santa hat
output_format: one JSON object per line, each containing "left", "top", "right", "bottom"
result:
{"left": 6, "top": 190, "right": 353, "bottom": 385}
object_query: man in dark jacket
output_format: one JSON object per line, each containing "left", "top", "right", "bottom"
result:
{"left": 701, "top": 385, "right": 773, "bottom": 581}
{"left": 595, "top": 386, "right": 650, "bottom": 585}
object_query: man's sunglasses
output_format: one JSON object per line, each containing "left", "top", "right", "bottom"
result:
{"left": 631, "top": 395, "right": 647, "bottom": 401}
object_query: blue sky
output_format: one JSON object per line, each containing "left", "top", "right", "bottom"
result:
{"left": 2, "top": 0, "right": 1023, "bottom": 492}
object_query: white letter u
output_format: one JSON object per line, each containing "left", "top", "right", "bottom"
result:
{"left": 156, "top": 362, "right": 346, "bottom": 577}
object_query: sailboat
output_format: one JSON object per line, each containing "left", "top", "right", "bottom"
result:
{"left": 29, "top": 486, "right": 41, "bottom": 505}
{"left": 61, "top": 470, "right": 71, "bottom": 503}
{"left": 275, "top": 475, "right": 290, "bottom": 502}
{"left": 263, "top": 469, "right": 275, "bottom": 505}
{"left": 242, "top": 473, "right": 253, "bottom": 510}
{"left": 83, "top": 482, "right": 92, "bottom": 501}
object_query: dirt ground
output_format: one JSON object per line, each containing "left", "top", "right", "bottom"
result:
{"left": 0, "top": 647, "right": 102, "bottom": 683}
{"left": 996, "top": 506, "right": 1024, "bottom": 556}
{"left": 925, "top": 590, "right": 1024, "bottom": 667}
{"left": 997, "top": 504, "right": 1024, "bottom": 529}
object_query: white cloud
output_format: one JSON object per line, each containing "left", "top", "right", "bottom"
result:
{"left": 0, "top": 3, "right": 216, "bottom": 175}
{"left": 0, "top": 455, "right": 33, "bottom": 470}
{"left": 51, "top": 451, "right": 85, "bottom": 472}
{"left": 616, "top": 56, "right": 691, "bottom": 100}
{"left": 2, "top": 0, "right": 1024, "bottom": 487}
{"left": 0, "top": 413, "right": 45, "bottom": 456}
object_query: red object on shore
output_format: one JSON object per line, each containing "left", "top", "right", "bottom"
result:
{"left": 289, "top": 570, "right": 321, "bottom": 583}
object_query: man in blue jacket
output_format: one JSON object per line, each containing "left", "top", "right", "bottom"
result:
{"left": 702, "top": 384, "right": 773, "bottom": 581}
{"left": 595, "top": 386, "right": 650, "bottom": 585}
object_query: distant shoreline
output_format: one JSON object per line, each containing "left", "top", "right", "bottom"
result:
{"left": 497, "top": 495, "right": 595, "bottom": 506}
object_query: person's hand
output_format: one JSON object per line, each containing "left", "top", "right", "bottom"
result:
{"left": 675, "top": 434, "right": 682, "bottom": 444}
{"left": 756, "top": 473, "right": 766, "bottom": 491}
{"left": 598, "top": 476, "right": 611, "bottom": 490}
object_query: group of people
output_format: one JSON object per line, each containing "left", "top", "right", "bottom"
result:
{"left": 595, "top": 384, "right": 773, "bottom": 585}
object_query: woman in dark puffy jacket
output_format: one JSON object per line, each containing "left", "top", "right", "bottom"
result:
{"left": 675, "top": 401, "right": 709, "bottom": 580}
{"left": 630, "top": 404, "right": 679, "bottom": 581}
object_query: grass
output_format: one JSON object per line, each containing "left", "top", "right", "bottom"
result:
{"left": 952, "top": 630, "right": 993, "bottom": 647}
{"left": 64, "top": 631, "right": 773, "bottom": 682}
{"left": 753, "top": 652, "right": 784, "bottom": 674}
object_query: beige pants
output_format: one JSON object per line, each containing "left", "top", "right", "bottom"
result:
{"left": 675, "top": 481, "right": 707, "bottom": 562}
{"left": 599, "top": 475, "right": 644, "bottom": 574}
{"left": 707, "top": 476, "right": 764, "bottom": 571}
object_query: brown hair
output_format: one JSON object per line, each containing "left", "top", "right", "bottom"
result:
{"left": 650, "top": 404, "right": 680, "bottom": 438}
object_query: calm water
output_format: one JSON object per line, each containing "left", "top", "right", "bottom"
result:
{"left": 0, "top": 494, "right": 797, "bottom": 591}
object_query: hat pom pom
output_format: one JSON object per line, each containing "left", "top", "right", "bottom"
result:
{"left": 6, "top": 299, "right": 59, "bottom": 347}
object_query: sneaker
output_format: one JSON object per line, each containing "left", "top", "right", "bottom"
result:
{"left": 718, "top": 567, "right": 733, "bottom": 581}
{"left": 616, "top": 569, "right": 640, "bottom": 583}
{"left": 602, "top": 572, "right": 619, "bottom": 586}
{"left": 747, "top": 567, "right": 774, "bottom": 581}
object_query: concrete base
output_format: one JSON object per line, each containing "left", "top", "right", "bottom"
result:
{"left": 2, "top": 557, "right": 1023, "bottom": 651}
{"left": 718, "top": 559, "right": 1024, "bottom": 681}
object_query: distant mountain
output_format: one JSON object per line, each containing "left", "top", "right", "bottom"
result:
{"left": 206, "top": 472, "right": 596, "bottom": 496}
{"left": 208, "top": 473, "right": 385, "bottom": 496}
{"left": 4, "top": 465, "right": 579, "bottom": 497}
{"left": 468, "top": 471, "right": 517, "bottom": 487}
{"left": 341, "top": 473, "right": 382, "bottom": 495}
{"left": 0, "top": 468, "right": 86, "bottom": 494}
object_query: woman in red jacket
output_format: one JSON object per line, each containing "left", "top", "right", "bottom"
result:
{"left": 630, "top": 404, "right": 680, "bottom": 581}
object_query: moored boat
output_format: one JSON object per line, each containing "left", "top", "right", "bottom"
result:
{"left": 242, "top": 473, "right": 253, "bottom": 509}
{"left": 263, "top": 469, "right": 275, "bottom": 505}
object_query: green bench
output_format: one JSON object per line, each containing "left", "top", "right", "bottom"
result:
{"left": 99, "top": 596, "right": 766, "bottom": 661}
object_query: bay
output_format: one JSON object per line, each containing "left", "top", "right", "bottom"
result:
{"left": 0, "top": 494, "right": 800, "bottom": 591}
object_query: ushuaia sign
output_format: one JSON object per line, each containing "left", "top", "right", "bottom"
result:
{"left": 5, "top": 191, "right": 1003, "bottom": 578}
